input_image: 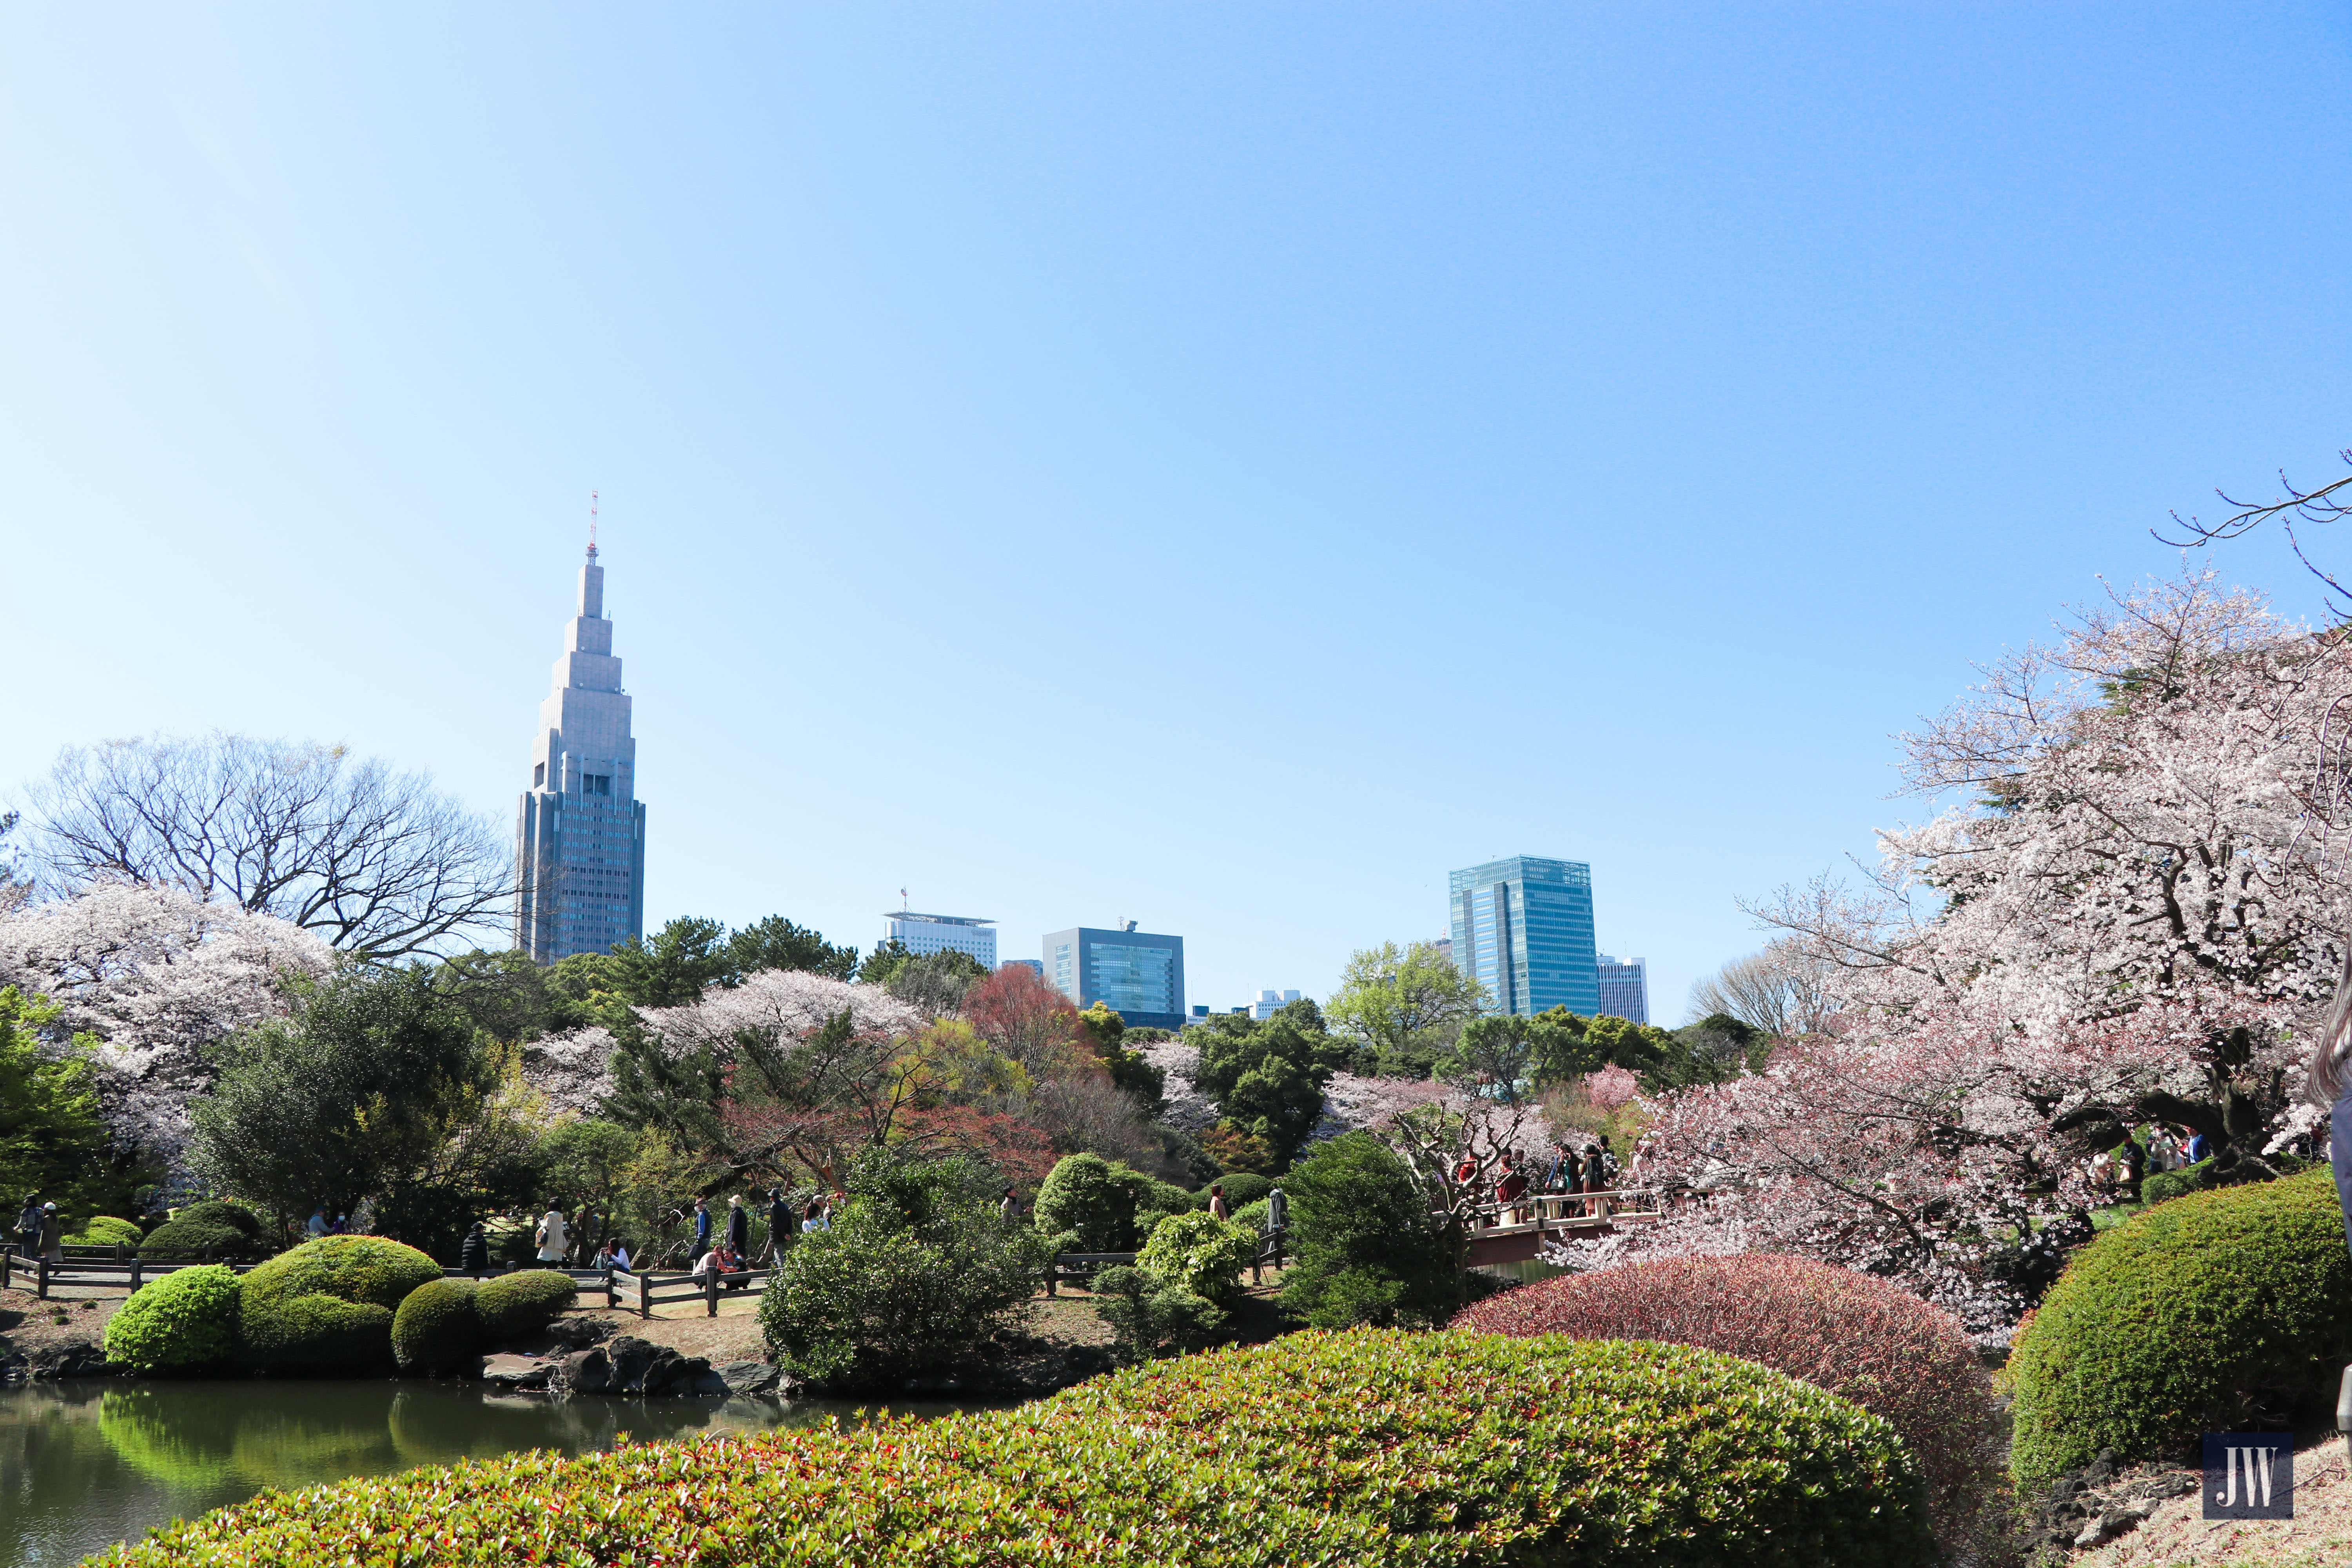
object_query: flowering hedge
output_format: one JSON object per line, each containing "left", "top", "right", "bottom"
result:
{"left": 95, "top": 1328, "right": 1932, "bottom": 1567}
{"left": 1453, "top": 1253, "right": 2003, "bottom": 1559}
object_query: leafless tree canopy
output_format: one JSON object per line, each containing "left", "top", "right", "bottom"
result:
{"left": 26, "top": 734, "right": 512, "bottom": 959}
{"left": 2156, "top": 448, "right": 2352, "bottom": 616}
{"left": 1686, "top": 939, "right": 1841, "bottom": 1038}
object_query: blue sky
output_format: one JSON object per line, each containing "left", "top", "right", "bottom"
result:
{"left": 4, "top": 4, "right": 2349, "bottom": 1020}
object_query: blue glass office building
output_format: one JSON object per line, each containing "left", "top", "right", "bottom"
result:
{"left": 1448, "top": 856, "right": 1600, "bottom": 1016}
{"left": 1040, "top": 925, "right": 1187, "bottom": 1032}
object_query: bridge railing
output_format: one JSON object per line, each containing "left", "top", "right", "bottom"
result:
{"left": 1456, "top": 1187, "right": 1668, "bottom": 1231}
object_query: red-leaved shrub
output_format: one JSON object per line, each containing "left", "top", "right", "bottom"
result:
{"left": 1454, "top": 1253, "right": 2011, "bottom": 1562}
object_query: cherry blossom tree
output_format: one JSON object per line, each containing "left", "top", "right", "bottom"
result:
{"left": 0, "top": 881, "right": 331, "bottom": 1176}
{"left": 1571, "top": 575, "right": 2352, "bottom": 1328}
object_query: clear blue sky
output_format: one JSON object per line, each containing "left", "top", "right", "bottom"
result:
{"left": 4, "top": 5, "right": 2348, "bottom": 1020}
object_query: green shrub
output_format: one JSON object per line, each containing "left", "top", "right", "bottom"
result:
{"left": 1197, "top": 1172, "right": 1272, "bottom": 1210}
{"left": 1033, "top": 1152, "right": 1190, "bottom": 1253}
{"left": 140, "top": 1201, "right": 266, "bottom": 1261}
{"left": 238, "top": 1236, "right": 443, "bottom": 1373}
{"left": 2140, "top": 1156, "right": 2216, "bottom": 1206}
{"left": 2008, "top": 1166, "right": 2352, "bottom": 1488}
{"left": 96, "top": 1329, "right": 1933, "bottom": 1568}
{"left": 1135, "top": 1209, "right": 1255, "bottom": 1301}
{"left": 762, "top": 1150, "right": 1051, "bottom": 1387}
{"left": 1089, "top": 1265, "right": 1227, "bottom": 1363}
{"left": 391, "top": 1279, "right": 482, "bottom": 1374}
{"left": 474, "top": 1269, "right": 577, "bottom": 1340}
{"left": 1231, "top": 1196, "right": 1270, "bottom": 1232}
{"left": 1278, "top": 1132, "right": 1459, "bottom": 1328}
{"left": 66, "top": 1215, "right": 146, "bottom": 1249}
{"left": 102, "top": 1265, "right": 242, "bottom": 1370}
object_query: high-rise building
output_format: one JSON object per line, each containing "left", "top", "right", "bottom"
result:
{"left": 1000, "top": 958, "right": 1045, "bottom": 977}
{"left": 1042, "top": 923, "right": 1186, "bottom": 1031}
{"left": 514, "top": 535, "right": 647, "bottom": 963}
{"left": 1596, "top": 954, "right": 1650, "bottom": 1025}
{"left": 883, "top": 911, "right": 997, "bottom": 967}
{"left": 1447, "top": 856, "right": 1599, "bottom": 1017}
{"left": 1250, "top": 988, "right": 1303, "bottom": 1020}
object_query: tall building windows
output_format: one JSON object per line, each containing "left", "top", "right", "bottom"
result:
{"left": 1447, "top": 856, "right": 1599, "bottom": 1018}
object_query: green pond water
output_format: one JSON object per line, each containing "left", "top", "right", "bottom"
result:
{"left": 0, "top": 1380, "right": 967, "bottom": 1567}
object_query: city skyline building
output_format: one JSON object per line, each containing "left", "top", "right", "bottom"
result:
{"left": 1042, "top": 922, "right": 1187, "bottom": 1031}
{"left": 1447, "top": 855, "right": 1599, "bottom": 1017}
{"left": 514, "top": 531, "right": 647, "bottom": 963}
{"left": 882, "top": 909, "right": 998, "bottom": 967}
{"left": 1250, "top": 987, "right": 1303, "bottom": 1020}
{"left": 1596, "top": 953, "right": 1650, "bottom": 1025}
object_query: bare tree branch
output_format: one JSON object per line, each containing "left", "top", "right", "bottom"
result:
{"left": 25, "top": 733, "right": 512, "bottom": 959}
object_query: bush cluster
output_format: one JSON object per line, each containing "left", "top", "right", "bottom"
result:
{"left": 102, "top": 1264, "right": 243, "bottom": 1371}
{"left": 140, "top": 1201, "right": 265, "bottom": 1261}
{"left": 238, "top": 1236, "right": 443, "bottom": 1372}
{"left": 1278, "top": 1132, "right": 1459, "bottom": 1328}
{"left": 2007, "top": 1166, "right": 2352, "bottom": 1488}
{"left": 1033, "top": 1152, "right": 1194, "bottom": 1253}
{"left": 391, "top": 1278, "right": 481, "bottom": 1374}
{"left": 1457, "top": 1252, "right": 2005, "bottom": 1558}
{"left": 1090, "top": 1264, "right": 1229, "bottom": 1362}
{"left": 93, "top": 1329, "right": 1933, "bottom": 1568}
{"left": 761, "top": 1151, "right": 1051, "bottom": 1387}
{"left": 1134, "top": 1209, "right": 1255, "bottom": 1301}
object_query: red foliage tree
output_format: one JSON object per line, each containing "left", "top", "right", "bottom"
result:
{"left": 965, "top": 965, "right": 1083, "bottom": 1073}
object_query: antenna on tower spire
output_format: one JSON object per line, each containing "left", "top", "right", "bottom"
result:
{"left": 587, "top": 491, "right": 599, "bottom": 559}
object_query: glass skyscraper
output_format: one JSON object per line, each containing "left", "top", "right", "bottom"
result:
{"left": 1596, "top": 954, "right": 1650, "bottom": 1024}
{"left": 1041, "top": 924, "right": 1186, "bottom": 1031}
{"left": 1448, "top": 856, "right": 1599, "bottom": 1017}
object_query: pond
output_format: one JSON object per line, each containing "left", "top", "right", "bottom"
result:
{"left": 0, "top": 1380, "right": 969, "bottom": 1568}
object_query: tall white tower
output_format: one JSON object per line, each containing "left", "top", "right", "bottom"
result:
{"left": 514, "top": 532, "right": 646, "bottom": 962}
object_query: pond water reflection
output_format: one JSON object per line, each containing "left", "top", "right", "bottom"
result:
{"left": 0, "top": 1380, "right": 964, "bottom": 1567}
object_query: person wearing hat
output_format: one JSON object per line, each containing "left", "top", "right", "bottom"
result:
{"left": 725, "top": 1194, "right": 749, "bottom": 1258}
{"left": 38, "top": 1202, "right": 63, "bottom": 1263}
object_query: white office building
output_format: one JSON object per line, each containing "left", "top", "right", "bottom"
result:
{"left": 883, "top": 911, "right": 998, "bottom": 968}
{"left": 1249, "top": 988, "right": 1303, "bottom": 1020}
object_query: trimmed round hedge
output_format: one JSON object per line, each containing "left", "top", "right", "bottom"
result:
{"left": 238, "top": 1236, "right": 443, "bottom": 1373}
{"left": 1199, "top": 1172, "right": 1272, "bottom": 1210}
{"left": 1455, "top": 1252, "right": 2003, "bottom": 1559}
{"left": 391, "top": 1279, "right": 481, "bottom": 1374}
{"left": 102, "top": 1265, "right": 242, "bottom": 1371}
{"left": 140, "top": 1201, "right": 265, "bottom": 1261}
{"left": 2008, "top": 1166, "right": 2352, "bottom": 1488}
{"left": 90, "top": 1328, "right": 1933, "bottom": 1568}
{"left": 66, "top": 1216, "right": 146, "bottom": 1249}
{"left": 474, "top": 1269, "right": 577, "bottom": 1340}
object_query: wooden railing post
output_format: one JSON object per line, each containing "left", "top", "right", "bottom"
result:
{"left": 2, "top": 1245, "right": 11, "bottom": 1292}
{"left": 637, "top": 1270, "right": 652, "bottom": 1319}
{"left": 36, "top": 1257, "right": 49, "bottom": 1300}
{"left": 705, "top": 1267, "right": 719, "bottom": 1318}
{"left": 604, "top": 1266, "right": 617, "bottom": 1310}
{"left": 130, "top": 1256, "right": 144, "bottom": 1293}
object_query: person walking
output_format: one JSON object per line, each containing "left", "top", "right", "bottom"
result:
{"left": 459, "top": 1221, "right": 490, "bottom": 1279}
{"left": 15, "top": 1195, "right": 41, "bottom": 1259}
{"left": 692, "top": 1197, "right": 713, "bottom": 1254}
{"left": 1496, "top": 1155, "right": 1529, "bottom": 1226}
{"left": 766, "top": 1187, "right": 793, "bottom": 1262}
{"left": 535, "top": 1202, "right": 570, "bottom": 1265}
{"left": 1207, "top": 1184, "right": 1230, "bottom": 1222}
{"left": 726, "top": 1195, "right": 750, "bottom": 1258}
{"left": 38, "top": 1203, "right": 63, "bottom": 1264}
